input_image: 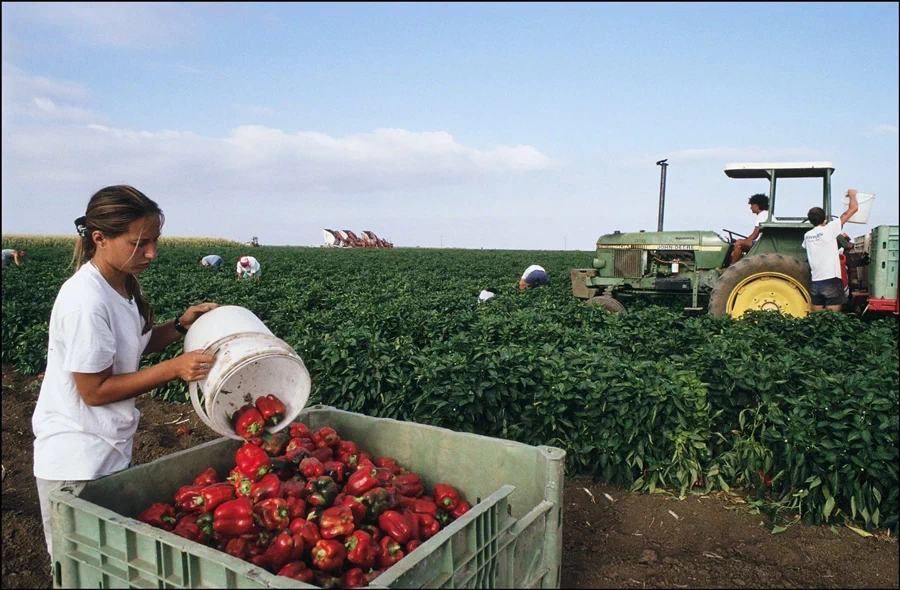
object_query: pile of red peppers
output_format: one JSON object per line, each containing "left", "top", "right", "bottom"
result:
{"left": 135, "top": 420, "right": 473, "bottom": 588}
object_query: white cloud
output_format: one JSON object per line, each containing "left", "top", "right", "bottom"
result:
{"left": 861, "top": 124, "right": 899, "bottom": 138}
{"left": 2, "top": 122, "right": 555, "bottom": 197}
{"left": 1, "top": 63, "right": 104, "bottom": 124}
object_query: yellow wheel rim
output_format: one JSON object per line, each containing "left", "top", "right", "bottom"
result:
{"left": 726, "top": 272, "right": 810, "bottom": 318}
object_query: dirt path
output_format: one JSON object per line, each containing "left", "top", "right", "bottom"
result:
{"left": 2, "top": 367, "right": 897, "bottom": 589}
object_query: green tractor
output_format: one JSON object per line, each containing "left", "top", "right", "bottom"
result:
{"left": 571, "top": 161, "right": 899, "bottom": 318}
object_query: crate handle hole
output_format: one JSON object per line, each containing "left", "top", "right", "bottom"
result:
{"left": 55, "top": 561, "right": 62, "bottom": 587}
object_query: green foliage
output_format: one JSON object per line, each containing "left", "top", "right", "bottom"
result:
{"left": 2, "top": 245, "right": 898, "bottom": 531}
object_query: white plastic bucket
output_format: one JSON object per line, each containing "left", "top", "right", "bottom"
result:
{"left": 843, "top": 192, "right": 875, "bottom": 224}
{"left": 184, "top": 305, "right": 311, "bottom": 440}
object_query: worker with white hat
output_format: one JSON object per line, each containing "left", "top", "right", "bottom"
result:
{"left": 236, "top": 255, "right": 261, "bottom": 280}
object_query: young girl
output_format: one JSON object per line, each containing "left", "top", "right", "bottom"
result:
{"left": 32, "top": 185, "right": 218, "bottom": 558}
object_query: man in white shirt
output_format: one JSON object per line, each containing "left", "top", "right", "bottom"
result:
{"left": 236, "top": 255, "right": 261, "bottom": 280}
{"left": 802, "top": 189, "right": 859, "bottom": 311}
{"left": 518, "top": 265, "right": 548, "bottom": 290}
{"left": 730, "top": 193, "right": 770, "bottom": 265}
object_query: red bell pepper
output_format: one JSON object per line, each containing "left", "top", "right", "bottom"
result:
{"left": 355, "top": 456, "right": 376, "bottom": 471}
{"left": 305, "top": 476, "right": 339, "bottom": 507}
{"left": 336, "top": 493, "right": 367, "bottom": 525}
{"left": 345, "top": 468, "right": 380, "bottom": 496}
{"left": 401, "top": 508, "right": 421, "bottom": 541}
{"left": 212, "top": 498, "right": 257, "bottom": 537}
{"left": 277, "top": 561, "right": 315, "bottom": 583}
{"left": 249, "top": 473, "right": 282, "bottom": 504}
{"left": 225, "top": 537, "right": 251, "bottom": 560}
{"left": 432, "top": 483, "right": 460, "bottom": 511}
{"left": 397, "top": 496, "right": 437, "bottom": 517}
{"left": 256, "top": 430, "right": 290, "bottom": 457}
{"left": 231, "top": 404, "right": 265, "bottom": 439}
{"left": 406, "top": 539, "right": 423, "bottom": 553}
{"left": 289, "top": 518, "right": 322, "bottom": 551}
{"left": 281, "top": 478, "right": 307, "bottom": 499}
{"left": 253, "top": 497, "right": 291, "bottom": 531}
{"left": 341, "top": 567, "right": 369, "bottom": 589}
{"left": 235, "top": 442, "right": 272, "bottom": 482}
{"left": 172, "top": 513, "right": 210, "bottom": 544}
{"left": 285, "top": 495, "right": 307, "bottom": 520}
{"left": 193, "top": 467, "right": 219, "bottom": 487}
{"left": 344, "top": 529, "right": 377, "bottom": 569}
{"left": 285, "top": 436, "right": 316, "bottom": 456}
{"left": 311, "top": 539, "right": 346, "bottom": 571}
{"left": 323, "top": 461, "right": 349, "bottom": 484}
{"left": 174, "top": 484, "right": 206, "bottom": 513}
{"left": 262, "top": 530, "right": 300, "bottom": 570}
{"left": 227, "top": 467, "right": 254, "bottom": 498}
{"left": 319, "top": 506, "right": 355, "bottom": 539}
{"left": 311, "top": 447, "right": 334, "bottom": 463}
{"left": 418, "top": 513, "right": 440, "bottom": 539}
{"left": 198, "top": 482, "right": 236, "bottom": 513}
{"left": 137, "top": 502, "right": 177, "bottom": 531}
{"left": 372, "top": 467, "right": 394, "bottom": 486}
{"left": 374, "top": 457, "right": 406, "bottom": 476}
{"left": 312, "top": 427, "right": 340, "bottom": 449}
{"left": 391, "top": 473, "right": 424, "bottom": 497}
{"left": 449, "top": 500, "right": 471, "bottom": 519}
{"left": 357, "top": 523, "right": 382, "bottom": 542}
{"left": 337, "top": 440, "right": 358, "bottom": 456}
{"left": 377, "top": 535, "right": 405, "bottom": 569}
{"left": 255, "top": 394, "right": 287, "bottom": 426}
{"left": 299, "top": 457, "right": 326, "bottom": 479}
{"left": 378, "top": 510, "right": 413, "bottom": 544}
{"left": 289, "top": 422, "right": 312, "bottom": 439}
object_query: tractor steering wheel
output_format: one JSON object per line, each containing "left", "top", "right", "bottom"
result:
{"left": 722, "top": 228, "right": 748, "bottom": 243}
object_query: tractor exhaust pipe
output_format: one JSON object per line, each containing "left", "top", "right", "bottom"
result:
{"left": 656, "top": 159, "right": 668, "bottom": 232}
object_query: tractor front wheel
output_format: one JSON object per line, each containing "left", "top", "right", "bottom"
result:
{"left": 587, "top": 295, "right": 626, "bottom": 313}
{"left": 709, "top": 254, "right": 812, "bottom": 318}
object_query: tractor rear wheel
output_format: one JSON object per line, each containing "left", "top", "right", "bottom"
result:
{"left": 709, "top": 254, "right": 812, "bottom": 318}
{"left": 587, "top": 295, "right": 626, "bottom": 313}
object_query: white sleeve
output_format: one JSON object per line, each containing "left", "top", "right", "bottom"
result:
{"left": 59, "top": 310, "right": 116, "bottom": 374}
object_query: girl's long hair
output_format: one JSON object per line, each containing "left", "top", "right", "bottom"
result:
{"left": 72, "top": 186, "right": 164, "bottom": 334}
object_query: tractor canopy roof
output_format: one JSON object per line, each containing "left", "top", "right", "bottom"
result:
{"left": 724, "top": 161, "right": 834, "bottom": 179}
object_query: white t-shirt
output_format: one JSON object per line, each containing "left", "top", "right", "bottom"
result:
{"left": 520, "top": 265, "right": 545, "bottom": 280}
{"left": 755, "top": 211, "right": 769, "bottom": 229}
{"left": 236, "top": 257, "right": 261, "bottom": 277}
{"left": 32, "top": 261, "right": 152, "bottom": 480}
{"left": 802, "top": 219, "right": 843, "bottom": 281}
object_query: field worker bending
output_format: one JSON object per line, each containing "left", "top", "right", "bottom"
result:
{"left": 199, "top": 254, "right": 223, "bottom": 267}
{"left": 2, "top": 248, "right": 27, "bottom": 268}
{"left": 518, "top": 265, "right": 548, "bottom": 290}
{"left": 730, "top": 193, "right": 770, "bottom": 265}
{"left": 802, "top": 189, "right": 859, "bottom": 312}
{"left": 31, "top": 185, "right": 218, "bottom": 560}
{"left": 236, "top": 255, "right": 261, "bottom": 280}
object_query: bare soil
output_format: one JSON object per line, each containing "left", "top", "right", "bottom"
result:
{"left": 2, "top": 367, "right": 897, "bottom": 589}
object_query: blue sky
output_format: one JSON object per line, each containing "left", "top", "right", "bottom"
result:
{"left": 2, "top": 2, "right": 897, "bottom": 249}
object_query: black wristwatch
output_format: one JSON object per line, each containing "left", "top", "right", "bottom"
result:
{"left": 173, "top": 316, "right": 188, "bottom": 335}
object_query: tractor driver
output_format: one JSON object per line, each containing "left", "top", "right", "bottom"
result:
{"left": 730, "top": 193, "right": 770, "bottom": 265}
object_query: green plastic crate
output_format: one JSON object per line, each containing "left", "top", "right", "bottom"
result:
{"left": 868, "top": 225, "right": 899, "bottom": 300}
{"left": 51, "top": 405, "right": 565, "bottom": 589}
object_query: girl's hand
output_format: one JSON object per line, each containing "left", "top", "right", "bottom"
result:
{"left": 170, "top": 351, "right": 217, "bottom": 382}
{"left": 179, "top": 303, "right": 218, "bottom": 330}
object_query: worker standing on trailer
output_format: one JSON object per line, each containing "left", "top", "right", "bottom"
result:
{"left": 730, "top": 193, "right": 770, "bottom": 265}
{"left": 236, "top": 255, "right": 261, "bottom": 280}
{"left": 518, "top": 265, "right": 548, "bottom": 290}
{"left": 31, "top": 186, "right": 218, "bottom": 560}
{"left": 802, "top": 189, "right": 859, "bottom": 312}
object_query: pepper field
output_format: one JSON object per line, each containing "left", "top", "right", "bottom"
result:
{"left": 2, "top": 241, "right": 898, "bottom": 535}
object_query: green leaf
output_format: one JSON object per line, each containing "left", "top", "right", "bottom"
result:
{"left": 771, "top": 525, "right": 788, "bottom": 534}
{"left": 823, "top": 496, "right": 835, "bottom": 519}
